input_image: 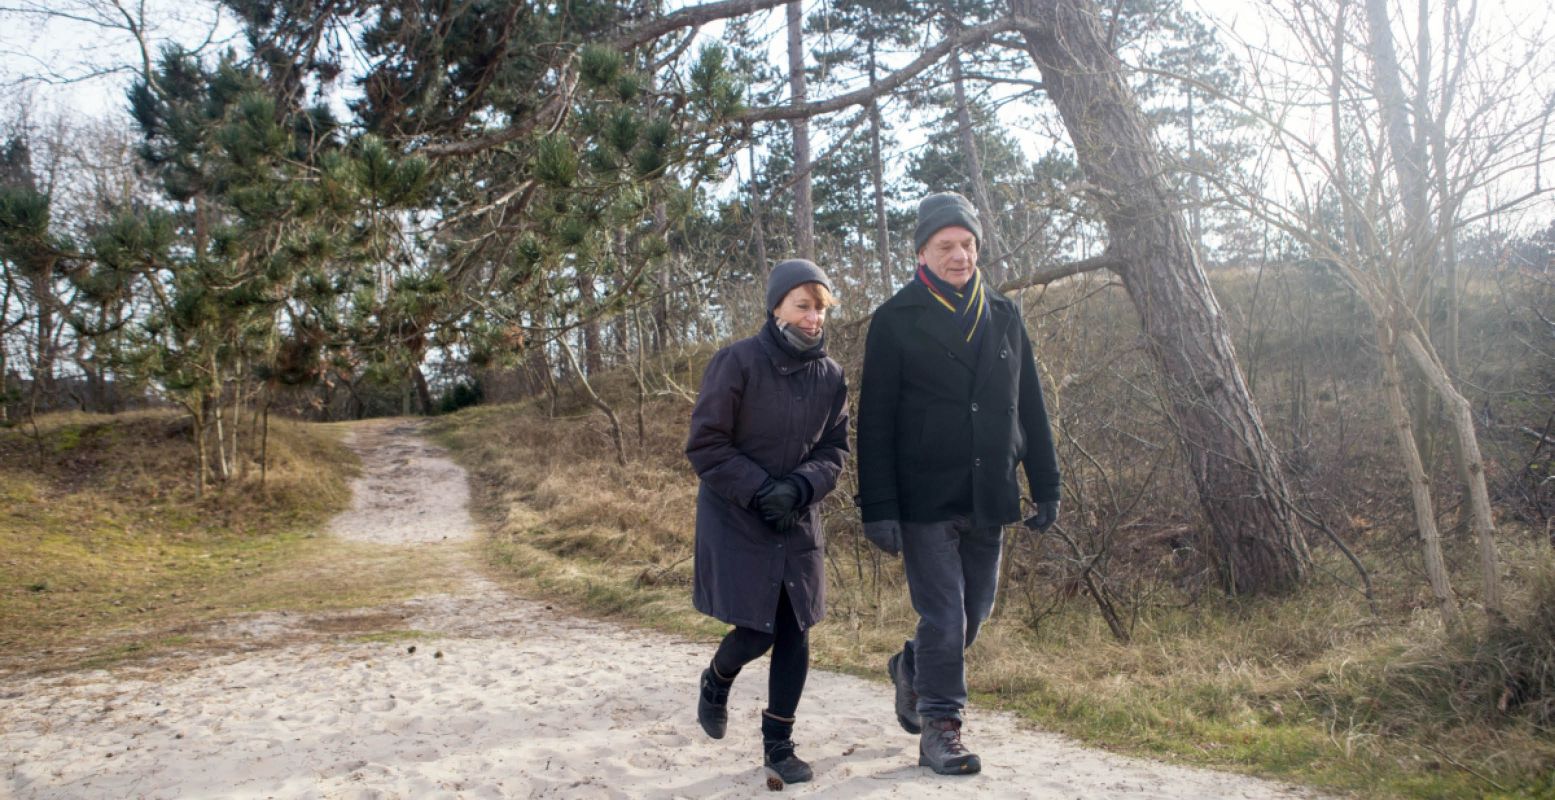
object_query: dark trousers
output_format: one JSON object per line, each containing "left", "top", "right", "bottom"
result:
{"left": 711, "top": 587, "right": 810, "bottom": 719}
{"left": 898, "top": 516, "right": 1003, "bottom": 721}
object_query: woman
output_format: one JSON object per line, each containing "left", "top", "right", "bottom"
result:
{"left": 684, "top": 258, "right": 849, "bottom": 785}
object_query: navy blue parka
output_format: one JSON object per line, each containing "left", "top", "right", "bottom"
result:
{"left": 685, "top": 321, "right": 849, "bottom": 634}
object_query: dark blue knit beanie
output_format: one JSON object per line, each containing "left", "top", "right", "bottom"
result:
{"left": 767, "top": 258, "right": 832, "bottom": 312}
{"left": 913, "top": 191, "right": 982, "bottom": 255}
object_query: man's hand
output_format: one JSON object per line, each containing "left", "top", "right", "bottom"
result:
{"left": 755, "top": 478, "right": 802, "bottom": 524}
{"left": 1023, "top": 500, "right": 1060, "bottom": 532}
{"left": 863, "top": 519, "right": 903, "bottom": 556}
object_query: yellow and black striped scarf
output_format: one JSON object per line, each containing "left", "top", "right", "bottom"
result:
{"left": 916, "top": 264, "right": 990, "bottom": 351}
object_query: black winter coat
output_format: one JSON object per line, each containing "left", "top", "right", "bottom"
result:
{"left": 856, "top": 279, "right": 1059, "bottom": 529}
{"left": 686, "top": 322, "right": 849, "bottom": 633}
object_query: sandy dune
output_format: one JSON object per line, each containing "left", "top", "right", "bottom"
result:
{"left": 1, "top": 420, "right": 1325, "bottom": 799}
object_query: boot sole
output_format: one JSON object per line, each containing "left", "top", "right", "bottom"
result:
{"left": 918, "top": 749, "right": 981, "bottom": 775}
{"left": 764, "top": 763, "right": 814, "bottom": 785}
{"left": 887, "top": 654, "right": 923, "bottom": 735}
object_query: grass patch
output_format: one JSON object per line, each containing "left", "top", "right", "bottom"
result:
{"left": 349, "top": 630, "right": 434, "bottom": 645}
{"left": 0, "top": 410, "right": 456, "bottom": 674}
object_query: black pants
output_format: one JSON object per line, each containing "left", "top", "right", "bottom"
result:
{"left": 710, "top": 588, "right": 809, "bottom": 719}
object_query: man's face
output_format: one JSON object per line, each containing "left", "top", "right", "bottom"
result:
{"left": 918, "top": 225, "right": 978, "bottom": 290}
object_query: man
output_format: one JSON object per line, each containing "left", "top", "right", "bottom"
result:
{"left": 855, "top": 191, "right": 1061, "bottom": 776}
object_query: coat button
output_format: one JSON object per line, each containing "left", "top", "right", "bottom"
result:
{"left": 971, "top": 402, "right": 979, "bottom": 412}
{"left": 1000, "top": 349, "right": 1008, "bottom": 359}
{"left": 974, "top": 458, "right": 982, "bottom": 467}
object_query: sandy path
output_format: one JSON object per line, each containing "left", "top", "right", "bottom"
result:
{"left": 1, "top": 420, "right": 1325, "bottom": 799}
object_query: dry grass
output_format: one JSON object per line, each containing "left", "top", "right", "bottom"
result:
{"left": 0, "top": 410, "right": 454, "bottom": 675}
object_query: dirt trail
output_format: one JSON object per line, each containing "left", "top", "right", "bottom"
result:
{"left": 1, "top": 420, "right": 1328, "bottom": 799}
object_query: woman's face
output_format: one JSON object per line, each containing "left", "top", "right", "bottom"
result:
{"left": 773, "top": 283, "right": 827, "bottom": 337}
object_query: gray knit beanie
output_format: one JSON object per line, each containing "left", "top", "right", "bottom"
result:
{"left": 913, "top": 191, "right": 982, "bottom": 255}
{"left": 767, "top": 258, "right": 832, "bottom": 313}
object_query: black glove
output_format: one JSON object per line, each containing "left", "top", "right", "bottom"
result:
{"left": 863, "top": 519, "right": 903, "bottom": 556}
{"left": 775, "top": 509, "right": 804, "bottom": 534}
{"left": 754, "top": 477, "right": 802, "bottom": 524}
{"left": 1023, "top": 500, "right": 1060, "bottom": 532}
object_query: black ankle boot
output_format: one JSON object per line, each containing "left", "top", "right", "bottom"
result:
{"left": 698, "top": 665, "right": 733, "bottom": 739}
{"left": 761, "top": 709, "right": 813, "bottom": 785}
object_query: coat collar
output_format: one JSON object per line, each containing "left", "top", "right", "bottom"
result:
{"left": 901, "top": 280, "right": 1017, "bottom": 381}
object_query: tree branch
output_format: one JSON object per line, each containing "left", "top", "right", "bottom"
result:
{"left": 615, "top": 0, "right": 790, "bottom": 51}
{"left": 996, "top": 253, "right": 1125, "bottom": 293}
{"left": 844, "top": 253, "right": 1119, "bottom": 331}
{"left": 735, "top": 17, "right": 1023, "bottom": 123}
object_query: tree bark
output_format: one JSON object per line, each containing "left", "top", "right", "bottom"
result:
{"left": 260, "top": 399, "right": 270, "bottom": 490}
{"left": 749, "top": 144, "right": 770, "bottom": 275}
{"left": 30, "top": 259, "right": 57, "bottom": 411}
{"left": 950, "top": 46, "right": 1008, "bottom": 286}
{"left": 1015, "top": 0, "right": 1310, "bottom": 594}
{"left": 867, "top": 34, "right": 893, "bottom": 299}
{"left": 786, "top": 0, "right": 814, "bottom": 260}
{"left": 187, "top": 399, "right": 208, "bottom": 499}
{"left": 652, "top": 202, "right": 671, "bottom": 353}
{"left": 412, "top": 364, "right": 434, "bottom": 415}
{"left": 1380, "top": 322, "right": 1460, "bottom": 626}
{"left": 1400, "top": 327, "right": 1503, "bottom": 616}
{"left": 578, "top": 273, "right": 603, "bottom": 375}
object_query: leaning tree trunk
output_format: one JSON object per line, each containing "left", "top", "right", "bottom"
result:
{"left": 1380, "top": 320, "right": 1460, "bottom": 626}
{"left": 1401, "top": 326, "right": 1502, "bottom": 616}
{"left": 1015, "top": 0, "right": 1310, "bottom": 594}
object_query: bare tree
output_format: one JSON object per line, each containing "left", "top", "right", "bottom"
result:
{"left": 0, "top": 0, "right": 228, "bottom": 92}
{"left": 1214, "top": 0, "right": 1555, "bottom": 622}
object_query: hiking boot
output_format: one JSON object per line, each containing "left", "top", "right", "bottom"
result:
{"left": 762, "top": 710, "right": 814, "bottom": 785}
{"left": 698, "top": 666, "right": 731, "bottom": 739}
{"left": 887, "top": 650, "right": 921, "bottom": 734}
{"left": 918, "top": 717, "right": 981, "bottom": 775}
